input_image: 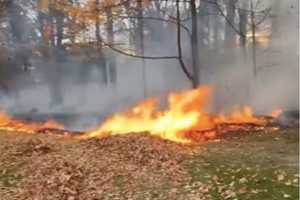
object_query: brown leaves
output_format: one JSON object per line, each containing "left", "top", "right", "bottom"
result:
{"left": 237, "top": 186, "right": 248, "bottom": 194}
{"left": 0, "top": 129, "right": 298, "bottom": 200}
{"left": 18, "top": 138, "right": 53, "bottom": 155}
{"left": 0, "top": 132, "right": 194, "bottom": 200}
{"left": 18, "top": 157, "right": 85, "bottom": 200}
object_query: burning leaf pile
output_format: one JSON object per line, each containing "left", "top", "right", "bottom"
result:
{"left": 0, "top": 86, "right": 282, "bottom": 144}
{"left": 0, "top": 111, "right": 65, "bottom": 134}
{"left": 84, "top": 86, "right": 282, "bottom": 143}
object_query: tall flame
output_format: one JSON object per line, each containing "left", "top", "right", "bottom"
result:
{"left": 86, "top": 86, "right": 213, "bottom": 143}
{"left": 85, "top": 86, "right": 279, "bottom": 143}
{"left": 0, "top": 86, "right": 282, "bottom": 143}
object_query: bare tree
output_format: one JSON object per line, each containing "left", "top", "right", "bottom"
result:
{"left": 176, "top": 0, "right": 193, "bottom": 84}
{"left": 250, "top": 0, "right": 257, "bottom": 78}
{"left": 136, "top": 0, "right": 147, "bottom": 97}
{"left": 105, "top": 4, "right": 117, "bottom": 84}
{"left": 238, "top": 0, "right": 248, "bottom": 48}
{"left": 190, "top": 0, "right": 200, "bottom": 87}
{"left": 225, "top": 0, "right": 238, "bottom": 48}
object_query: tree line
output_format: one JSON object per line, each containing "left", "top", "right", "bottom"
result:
{"left": 0, "top": 0, "right": 276, "bottom": 105}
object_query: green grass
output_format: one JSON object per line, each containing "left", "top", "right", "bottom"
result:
{"left": 187, "top": 161, "right": 298, "bottom": 200}
{"left": 0, "top": 165, "right": 22, "bottom": 188}
{"left": 185, "top": 128, "right": 299, "bottom": 200}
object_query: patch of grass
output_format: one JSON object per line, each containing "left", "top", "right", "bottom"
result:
{"left": 113, "top": 175, "right": 127, "bottom": 188}
{"left": 134, "top": 176, "right": 176, "bottom": 200}
{"left": 0, "top": 165, "right": 22, "bottom": 187}
{"left": 185, "top": 129, "right": 299, "bottom": 200}
{"left": 187, "top": 157, "right": 299, "bottom": 199}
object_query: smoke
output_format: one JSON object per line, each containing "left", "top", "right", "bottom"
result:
{"left": 0, "top": 0, "right": 298, "bottom": 131}
{"left": 248, "top": 0, "right": 298, "bottom": 112}
{"left": 197, "top": 0, "right": 299, "bottom": 114}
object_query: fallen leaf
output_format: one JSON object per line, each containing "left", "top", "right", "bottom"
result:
{"left": 277, "top": 174, "right": 285, "bottom": 181}
{"left": 239, "top": 177, "right": 247, "bottom": 184}
{"left": 283, "top": 193, "right": 291, "bottom": 198}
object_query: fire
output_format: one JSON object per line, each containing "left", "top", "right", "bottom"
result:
{"left": 84, "top": 86, "right": 212, "bottom": 143}
{"left": 0, "top": 86, "right": 282, "bottom": 143}
{"left": 270, "top": 108, "right": 283, "bottom": 118}
{"left": 84, "top": 86, "right": 279, "bottom": 143}
{"left": 214, "top": 106, "right": 265, "bottom": 125}
{"left": 0, "top": 111, "right": 64, "bottom": 134}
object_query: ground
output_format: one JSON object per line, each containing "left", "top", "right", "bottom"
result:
{"left": 0, "top": 128, "right": 298, "bottom": 200}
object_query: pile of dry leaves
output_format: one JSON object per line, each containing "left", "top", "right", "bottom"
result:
{"left": 0, "top": 132, "right": 204, "bottom": 200}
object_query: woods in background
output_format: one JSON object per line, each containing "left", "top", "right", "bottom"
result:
{"left": 0, "top": 0, "right": 297, "bottom": 109}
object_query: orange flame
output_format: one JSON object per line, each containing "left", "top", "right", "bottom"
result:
{"left": 270, "top": 108, "right": 283, "bottom": 118}
{"left": 0, "top": 86, "right": 282, "bottom": 143}
{"left": 214, "top": 106, "right": 265, "bottom": 125}
{"left": 85, "top": 86, "right": 213, "bottom": 143}
{"left": 0, "top": 111, "right": 64, "bottom": 134}
{"left": 84, "top": 86, "right": 281, "bottom": 143}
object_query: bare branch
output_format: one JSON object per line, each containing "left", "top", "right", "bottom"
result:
{"left": 114, "top": 14, "right": 192, "bottom": 37}
{"left": 102, "top": 40, "right": 179, "bottom": 60}
{"left": 204, "top": 0, "right": 246, "bottom": 38}
{"left": 176, "top": 0, "right": 193, "bottom": 82}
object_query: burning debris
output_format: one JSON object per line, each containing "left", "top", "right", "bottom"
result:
{"left": 0, "top": 86, "right": 284, "bottom": 144}
{"left": 0, "top": 111, "right": 65, "bottom": 134}
{"left": 83, "top": 86, "right": 283, "bottom": 143}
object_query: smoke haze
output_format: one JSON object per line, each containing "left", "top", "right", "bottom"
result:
{"left": 0, "top": 0, "right": 298, "bottom": 130}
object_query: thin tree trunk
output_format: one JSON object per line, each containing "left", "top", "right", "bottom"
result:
{"left": 56, "top": 11, "right": 64, "bottom": 49}
{"left": 225, "top": 0, "right": 238, "bottom": 48}
{"left": 105, "top": 6, "right": 116, "bottom": 84}
{"left": 122, "top": 0, "right": 135, "bottom": 48}
{"left": 238, "top": 0, "right": 248, "bottom": 61}
{"left": 198, "top": 1, "right": 210, "bottom": 48}
{"left": 137, "top": 0, "right": 147, "bottom": 97}
{"left": 238, "top": 4, "right": 247, "bottom": 48}
{"left": 95, "top": 3, "right": 101, "bottom": 48}
{"left": 49, "top": 14, "right": 55, "bottom": 47}
{"left": 211, "top": 0, "right": 220, "bottom": 49}
{"left": 176, "top": 0, "right": 193, "bottom": 85}
{"left": 95, "top": 0, "right": 107, "bottom": 83}
{"left": 190, "top": 0, "right": 200, "bottom": 87}
{"left": 250, "top": 0, "right": 257, "bottom": 78}
{"left": 270, "top": 0, "right": 281, "bottom": 42}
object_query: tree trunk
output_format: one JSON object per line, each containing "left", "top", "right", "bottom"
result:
{"left": 136, "top": 0, "right": 144, "bottom": 56}
{"left": 225, "top": 0, "right": 238, "bottom": 48}
{"left": 105, "top": 6, "right": 116, "bottom": 84}
{"left": 136, "top": 0, "right": 147, "bottom": 97}
{"left": 198, "top": 1, "right": 210, "bottom": 48}
{"left": 190, "top": 0, "right": 200, "bottom": 87}
{"left": 122, "top": 0, "right": 135, "bottom": 48}
{"left": 238, "top": 1, "right": 248, "bottom": 48}
{"left": 55, "top": 11, "right": 64, "bottom": 49}
{"left": 270, "top": 0, "right": 281, "bottom": 41}
{"left": 250, "top": 0, "right": 257, "bottom": 78}
{"left": 95, "top": 0, "right": 107, "bottom": 84}
{"left": 238, "top": 0, "right": 248, "bottom": 62}
{"left": 49, "top": 10, "right": 55, "bottom": 47}
{"left": 176, "top": 0, "right": 193, "bottom": 85}
{"left": 211, "top": 0, "right": 220, "bottom": 49}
